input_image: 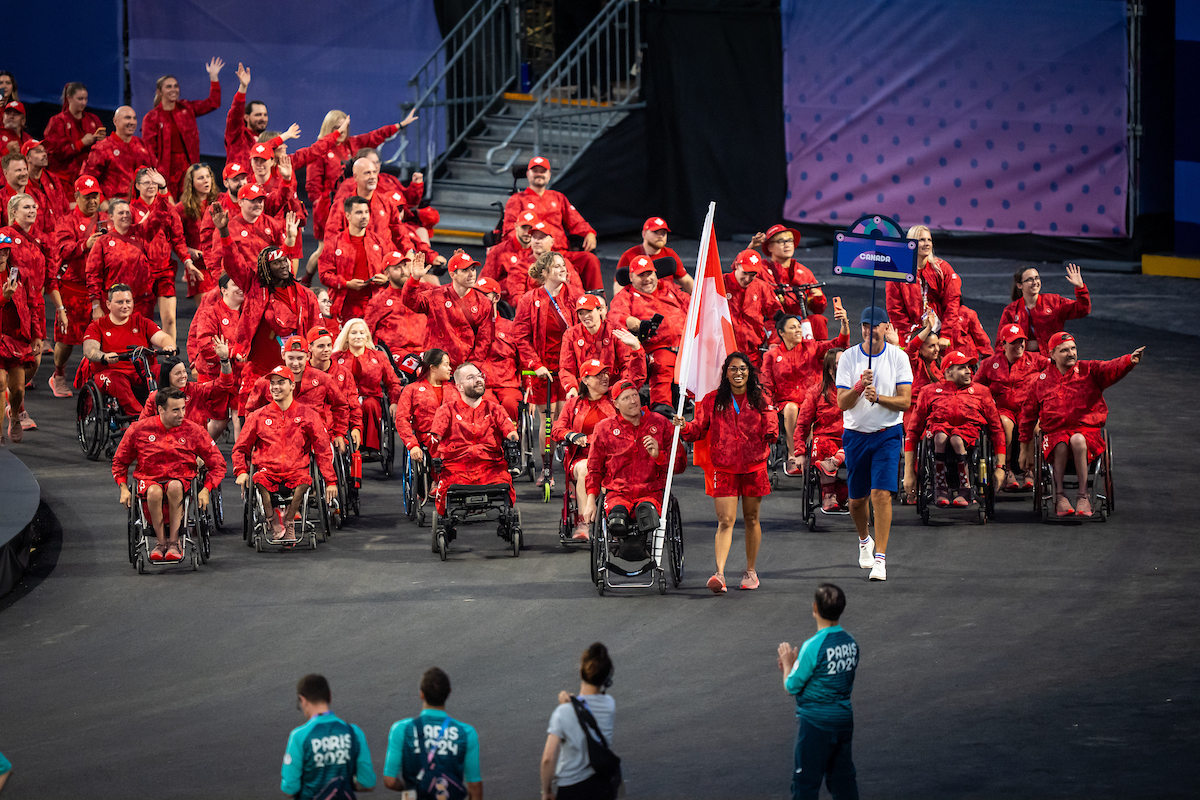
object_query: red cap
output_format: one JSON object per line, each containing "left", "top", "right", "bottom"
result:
{"left": 19, "top": 139, "right": 42, "bottom": 156}
{"left": 447, "top": 250, "right": 480, "bottom": 271}
{"left": 74, "top": 174, "right": 103, "bottom": 196}
{"left": 734, "top": 249, "right": 765, "bottom": 272}
{"left": 581, "top": 359, "right": 609, "bottom": 378}
{"left": 268, "top": 365, "right": 293, "bottom": 380}
{"left": 305, "top": 325, "right": 334, "bottom": 344}
{"left": 416, "top": 206, "right": 440, "bottom": 229}
{"left": 760, "top": 224, "right": 801, "bottom": 255}
{"left": 223, "top": 162, "right": 247, "bottom": 180}
{"left": 630, "top": 255, "right": 655, "bottom": 275}
{"left": 238, "top": 183, "right": 266, "bottom": 200}
{"left": 282, "top": 335, "right": 309, "bottom": 353}
{"left": 610, "top": 379, "right": 638, "bottom": 401}
{"left": 528, "top": 156, "right": 551, "bottom": 170}
{"left": 998, "top": 323, "right": 1027, "bottom": 344}
{"left": 474, "top": 276, "right": 501, "bottom": 295}
{"left": 249, "top": 143, "right": 275, "bottom": 161}
{"left": 575, "top": 294, "right": 602, "bottom": 312}
{"left": 515, "top": 210, "right": 540, "bottom": 229}
{"left": 384, "top": 250, "right": 412, "bottom": 267}
{"left": 642, "top": 217, "right": 670, "bottom": 233}
{"left": 1048, "top": 332, "right": 1074, "bottom": 351}
{"left": 940, "top": 350, "right": 977, "bottom": 371}
{"left": 3, "top": 101, "right": 25, "bottom": 116}
{"left": 529, "top": 220, "right": 552, "bottom": 237}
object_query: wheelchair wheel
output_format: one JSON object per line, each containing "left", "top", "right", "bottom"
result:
{"left": 196, "top": 495, "right": 213, "bottom": 564}
{"left": 76, "top": 382, "right": 109, "bottom": 461}
{"left": 802, "top": 464, "right": 819, "bottom": 532}
{"left": 667, "top": 495, "right": 684, "bottom": 588}
{"left": 381, "top": 413, "right": 395, "bottom": 477}
{"left": 511, "top": 523, "right": 521, "bottom": 557}
{"left": 136, "top": 553, "right": 146, "bottom": 574}
{"left": 916, "top": 437, "right": 932, "bottom": 525}
{"left": 332, "top": 455, "right": 348, "bottom": 530}
{"left": 242, "top": 485, "right": 255, "bottom": 547}
{"left": 212, "top": 485, "right": 224, "bottom": 531}
{"left": 589, "top": 507, "right": 602, "bottom": 586}
{"left": 519, "top": 404, "right": 537, "bottom": 481}
{"left": 1102, "top": 430, "right": 1115, "bottom": 515}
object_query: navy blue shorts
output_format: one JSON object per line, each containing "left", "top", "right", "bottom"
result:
{"left": 841, "top": 425, "right": 902, "bottom": 500}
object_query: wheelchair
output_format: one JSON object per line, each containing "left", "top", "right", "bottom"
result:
{"left": 331, "top": 442, "right": 359, "bottom": 529}
{"left": 556, "top": 444, "right": 590, "bottom": 549}
{"left": 241, "top": 460, "right": 331, "bottom": 551}
{"left": 378, "top": 399, "right": 396, "bottom": 477}
{"left": 1031, "top": 428, "right": 1114, "bottom": 523}
{"left": 798, "top": 440, "right": 850, "bottom": 532}
{"left": 913, "top": 428, "right": 997, "bottom": 525}
{"left": 402, "top": 445, "right": 434, "bottom": 526}
{"left": 514, "top": 396, "right": 539, "bottom": 483}
{"left": 127, "top": 476, "right": 212, "bottom": 573}
{"left": 429, "top": 443, "right": 525, "bottom": 560}
{"left": 767, "top": 411, "right": 791, "bottom": 488}
{"left": 76, "top": 347, "right": 166, "bottom": 461}
{"left": 589, "top": 488, "right": 684, "bottom": 595}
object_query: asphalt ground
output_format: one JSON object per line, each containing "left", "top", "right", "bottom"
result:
{"left": 0, "top": 245, "right": 1196, "bottom": 799}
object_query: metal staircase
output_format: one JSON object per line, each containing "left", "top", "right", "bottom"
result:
{"left": 392, "top": 0, "right": 644, "bottom": 244}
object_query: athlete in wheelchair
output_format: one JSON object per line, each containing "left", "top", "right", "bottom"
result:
{"left": 112, "top": 387, "right": 226, "bottom": 568}
{"left": 904, "top": 351, "right": 1006, "bottom": 524}
{"left": 78, "top": 283, "right": 176, "bottom": 459}
{"left": 427, "top": 363, "right": 523, "bottom": 559}
{"left": 1018, "top": 333, "right": 1143, "bottom": 520}
{"left": 795, "top": 348, "right": 850, "bottom": 529}
{"left": 233, "top": 366, "right": 338, "bottom": 548}
{"left": 585, "top": 380, "right": 686, "bottom": 593}
{"left": 395, "top": 348, "right": 456, "bottom": 525}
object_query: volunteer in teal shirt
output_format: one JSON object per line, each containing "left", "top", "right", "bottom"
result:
{"left": 778, "top": 583, "right": 859, "bottom": 800}
{"left": 281, "top": 674, "right": 376, "bottom": 799}
{"left": 0, "top": 749, "right": 12, "bottom": 793}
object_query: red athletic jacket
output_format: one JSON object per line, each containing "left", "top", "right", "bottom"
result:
{"left": 364, "top": 283, "right": 426, "bottom": 357}
{"left": 317, "top": 228, "right": 391, "bottom": 320}
{"left": 905, "top": 380, "right": 1006, "bottom": 454}
{"left": 796, "top": 385, "right": 844, "bottom": 452}
{"left": 760, "top": 331, "right": 849, "bottom": 406}
{"left": 55, "top": 206, "right": 106, "bottom": 285}
{"left": 396, "top": 379, "right": 459, "bottom": 451}
{"left": 233, "top": 399, "right": 335, "bottom": 483}
{"left": 27, "top": 173, "right": 70, "bottom": 237}
{"left": 617, "top": 244, "right": 686, "bottom": 285}
{"left": 886, "top": 258, "right": 962, "bottom": 343}
{"left": 585, "top": 409, "right": 685, "bottom": 503}
{"left": 223, "top": 92, "right": 283, "bottom": 165}
{"left": 0, "top": 255, "right": 33, "bottom": 359}
{"left": 139, "top": 372, "right": 237, "bottom": 427}
{"left": 975, "top": 350, "right": 1050, "bottom": 418}
{"left": 305, "top": 124, "right": 400, "bottom": 239}
{"left": 679, "top": 390, "right": 779, "bottom": 473}
{"left": 85, "top": 229, "right": 154, "bottom": 306}
{"left": 42, "top": 107, "right": 105, "bottom": 186}
{"left": 82, "top": 134, "right": 156, "bottom": 200}
{"left": 956, "top": 306, "right": 994, "bottom": 361}
{"left": 311, "top": 360, "right": 363, "bottom": 433}
{"left": 141, "top": 82, "right": 222, "bottom": 175}
{"left": 512, "top": 283, "right": 583, "bottom": 372}
{"left": 400, "top": 280, "right": 494, "bottom": 366}
{"left": 113, "top": 416, "right": 226, "bottom": 488}
{"left": 188, "top": 292, "right": 241, "bottom": 379}
{"left": 502, "top": 187, "right": 594, "bottom": 251}
{"left": 131, "top": 195, "right": 189, "bottom": 275}
{"left": 217, "top": 238, "right": 322, "bottom": 363}
{"left": 558, "top": 320, "right": 647, "bottom": 395}
{"left": 998, "top": 286, "right": 1091, "bottom": 352}
{"left": 328, "top": 182, "right": 434, "bottom": 261}
{"left": 429, "top": 394, "right": 516, "bottom": 469}
{"left": 552, "top": 393, "right": 619, "bottom": 468}
{"left": 608, "top": 282, "right": 690, "bottom": 354}
{"left": 481, "top": 316, "right": 521, "bottom": 392}
{"left": 481, "top": 234, "right": 537, "bottom": 305}
{"left": 761, "top": 256, "right": 828, "bottom": 325}
{"left": 904, "top": 335, "right": 944, "bottom": 401}
{"left": 245, "top": 365, "right": 353, "bottom": 437}
{"left": 333, "top": 349, "right": 403, "bottom": 404}
{"left": 1018, "top": 356, "right": 1135, "bottom": 443}
{"left": 725, "top": 272, "right": 784, "bottom": 358}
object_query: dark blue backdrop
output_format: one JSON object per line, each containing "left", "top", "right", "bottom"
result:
{"left": 4, "top": 2, "right": 124, "bottom": 108}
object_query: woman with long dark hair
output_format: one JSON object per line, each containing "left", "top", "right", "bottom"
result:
{"left": 997, "top": 263, "right": 1090, "bottom": 353}
{"left": 395, "top": 348, "right": 459, "bottom": 466}
{"left": 674, "top": 352, "right": 779, "bottom": 594}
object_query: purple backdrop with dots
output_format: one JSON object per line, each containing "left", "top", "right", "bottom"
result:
{"left": 781, "top": 0, "right": 1128, "bottom": 237}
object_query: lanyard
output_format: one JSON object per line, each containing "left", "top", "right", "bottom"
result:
{"left": 731, "top": 396, "right": 742, "bottom": 415}
{"left": 543, "top": 286, "right": 568, "bottom": 324}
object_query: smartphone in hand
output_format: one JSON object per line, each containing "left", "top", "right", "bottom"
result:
{"left": 832, "top": 296, "right": 843, "bottom": 314}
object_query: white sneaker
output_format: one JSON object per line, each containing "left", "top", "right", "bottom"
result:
{"left": 869, "top": 560, "right": 887, "bottom": 581}
{"left": 857, "top": 536, "right": 875, "bottom": 568}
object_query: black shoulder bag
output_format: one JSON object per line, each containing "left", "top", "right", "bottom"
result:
{"left": 568, "top": 696, "right": 621, "bottom": 799}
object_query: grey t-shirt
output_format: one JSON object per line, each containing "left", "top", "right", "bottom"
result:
{"left": 547, "top": 694, "right": 616, "bottom": 788}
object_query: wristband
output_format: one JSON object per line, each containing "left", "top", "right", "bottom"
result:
{"left": 853, "top": 380, "right": 865, "bottom": 393}
{"left": 56, "top": 306, "right": 66, "bottom": 311}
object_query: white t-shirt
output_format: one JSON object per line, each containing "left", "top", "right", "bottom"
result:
{"left": 547, "top": 693, "right": 616, "bottom": 788}
{"left": 835, "top": 341, "right": 913, "bottom": 433}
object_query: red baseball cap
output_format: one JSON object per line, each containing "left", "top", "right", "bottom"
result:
{"left": 1048, "top": 332, "right": 1075, "bottom": 351}
{"left": 3, "top": 101, "right": 25, "bottom": 115}
{"left": 249, "top": 143, "right": 275, "bottom": 161}
{"left": 734, "top": 249, "right": 765, "bottom": 272}
{"left": 474, "top": 276, "right": 501, "bottom": 295}
{"left": 630, "top": 255, "right": 655, "bottom": 275}
{"left": 238, "top": 183, "right": 265, "bottom": 200}
{"left": 306, "top": 325, "right": 334, "bottom": 344}
{"left": 282, "top": 335, "right": 309, "bottom": 353}
{"left": 515, "top": 210, "right": 540, "bottom": 229}
{"left": 529, "top": 221, "right": 552, "bottom": 237}
{"left": 74, "top": 174, "right": 103, "bottom": 197}
{"left": 528, "top": 156, "right": 551, "bottom": 170}
{"left": 998, "top": 323, "right": 1028, "bottom": 344}
{"left": 384, "top": 250, "right": 412, "bottom": 267}
{"left": 940, "top": 350, "right": 977, "bottom": 371}
{"left": 447, "top": 250, "right": 480, "bottom": 271}
{"left": 575, "top": 294, "right": 602, "bottom": 312}
{"left": 268, "top": 365, "right": 294, "bottom": 380}
{"left": 417, "top": 206, "right": 439, "bottom": 229}
{"left": 581, "top": 359, "right": 609, "bottom": 378}
{"left": 223, "top": 162, "right": 247, "bottom": 180}
{"left": 19, "top": 139, "right": 42, "bottom": 156}
{"left": 610, "top": 379, "right": 638, "bottom": 401}
{"left": 760, "top": 224, "right": 801, "bottom": 255}
{"left": 643, "top": 217, "right": 670, "bottom": 233}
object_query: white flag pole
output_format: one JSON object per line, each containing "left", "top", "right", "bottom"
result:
{"left": 654, "top": 201, "right": 716, "bottom": 569}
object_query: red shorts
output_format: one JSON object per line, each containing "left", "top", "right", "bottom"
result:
{"left": 810, "top": 435, "right": 844, "bottom": 462}
{"left": 252, "top": 471, "right": 311, "bottom": 492}
{"left": 152, "top": 273, "right": 177, "bottom": 299}
{"left": 603, "top": 493, "right": 662, "bottom": 515}
{"left": 136, "top": 477, "right": 188, "bottom": 495}
{"left": 927, "top": 423, "right": 982, "bottom": 447}
{"left": 523, "top": 373, "right": 567, "bottom": 405}
{"left": 998, "top": 408, "right": 1017, "bottom": 427}
{"left": 1042, "top": 427, "right": 1106, "bottom": 462}
{"left": 709, "top": 466, "right": 771, "bottom": 498}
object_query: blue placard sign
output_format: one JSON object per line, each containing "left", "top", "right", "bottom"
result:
{"left": 832, "top": 215, "right": 918, "bottom": 284}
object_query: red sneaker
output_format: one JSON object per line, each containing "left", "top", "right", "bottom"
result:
{"left": 953, "top": 488, "right": 971, "bottom": 507}
{"left": 165, "top": 543, "right": 184, "bottom": 562}
{"left": 48, "top": 374, "right": 74, "bottom": 398}
{"left": 149, "top": 545, "right": 168, "bottom": 563}
{"left": 706, "top": 573, "right": 727, "bottom": 594}
{"left": 1075, "top": 495, "right": 1093, "bottom": 517}
{"left": 1055, "top": 494, "right": 1075, "bottom": 517}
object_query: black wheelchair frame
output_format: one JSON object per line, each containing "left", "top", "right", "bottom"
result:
{"left": 127, "top": 475, "right": 212, "bottom": 573}
{"left": 1031, "top": 428, "right": 1114, "bottom": 523}
{"left": 241, "top": 460, "right": 331, "bottom": 551}
{"left": 913, "top": 428, "right": 997, "bottom": 525}
{"left": 77, "top": 347, "right": 168, "bottom": 461}
{"left": 589, "top": 488, "right": 683, "bottom": 596}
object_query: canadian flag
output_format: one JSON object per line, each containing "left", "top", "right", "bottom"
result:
{"left": 675, "top": 204, "right": 737, "bottom": 402}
